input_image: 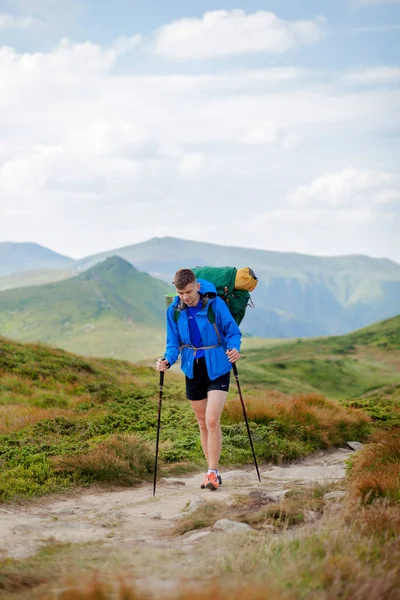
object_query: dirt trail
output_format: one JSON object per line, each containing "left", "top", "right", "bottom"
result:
{"left": 0, "top": 447, "right": 354, "bottom": 596}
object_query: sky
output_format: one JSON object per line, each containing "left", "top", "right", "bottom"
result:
{"left": 0, "top": 0, "right": 399, "bottom": 261}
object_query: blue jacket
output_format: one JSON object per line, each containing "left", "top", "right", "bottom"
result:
{"left": 164, "top": 279, "right": 242, "bottom": 380}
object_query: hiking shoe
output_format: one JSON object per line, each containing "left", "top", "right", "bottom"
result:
{"left": 217, "top": 473, "right": 222, "bottom": 486}
{"left": 200, "top": 472, "right": 219, "bottom": 491}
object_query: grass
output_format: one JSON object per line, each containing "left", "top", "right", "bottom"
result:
{"left": 237, "top": 315, "right": 400, "bottom": 398}
{"left": 341, "top": 384, "right": 400, "bottom": 428}
{"left": 224, "top": 391, "right": 371, "bottom": 448}
{"left": 0, "top": 321, "right": 398, "bottom": 599}
{"left": 34, "top": 580, "right": 293, "bottom": 600}
{"left": 346, "top": 429, "right": 400, "bottom": 503}
{"left": 52, "top": 434, "right": 155, "bottom": 485}
{"left": 0, "top": 335, "right": 376, "bottom": 503}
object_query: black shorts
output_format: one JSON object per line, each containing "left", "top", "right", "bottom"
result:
{"left": 186, "top": 357, "right": 230, "bottom": 401}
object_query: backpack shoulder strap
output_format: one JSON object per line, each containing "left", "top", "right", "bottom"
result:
{"left": 207, "top": 303, "right": 222, "bottom": 345}
{"left": 173, "top": 298, "right": 186, "bottom": 323}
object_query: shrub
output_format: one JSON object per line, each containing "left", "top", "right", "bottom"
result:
{"left": 52, "top": 434, "right": 154, "bottom": 485}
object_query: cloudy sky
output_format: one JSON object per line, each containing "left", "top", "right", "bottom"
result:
{"left": 0, "top": 0, "right": 399, "bottom": 261}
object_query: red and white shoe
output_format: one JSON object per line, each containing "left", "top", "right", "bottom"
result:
{"left": 200, "top": 471, "right": 219, "bottom": 491}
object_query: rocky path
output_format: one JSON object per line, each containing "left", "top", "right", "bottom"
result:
{"left": 0, "top": 446, "right": 355, "bottom": 597}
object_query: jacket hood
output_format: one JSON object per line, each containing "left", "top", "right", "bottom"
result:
{"left": 198, "top": 278, "right": 217, "bottom": 296}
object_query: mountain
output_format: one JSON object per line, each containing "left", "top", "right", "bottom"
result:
{"left": 0, "top": 242, "right": 74, "bottom": 277}
{"left": 0, "top": 256, "right": 172, "bottom": 361}
{"left": 75, "top": 237, "right": 400, "bottom": 338}
{"left": 2, "top": 237, "right": 399, "bottom": 338}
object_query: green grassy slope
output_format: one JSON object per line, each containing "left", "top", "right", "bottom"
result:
{"left": 1, "top": 314, "right": 399, "bottom": 502}
{"left": 0, "top": 256, "right": 172, "bottom": 361}
{"left": 0, "top": 268, "right": 74, "bottom": 292}
{"left": 0, "top": 335, "right": 374, "bottom": 502}
{"left": 239, "top": 315, "right": 400, "bottom": 398}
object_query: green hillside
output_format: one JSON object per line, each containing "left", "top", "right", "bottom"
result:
{"left": 239, "top": 315, "right": 400, "bottom": 399}
{"left": 75, "top": 237, "right": 400, "bottom": 338}
{"left": 1, "top": 313, "right": 399, "bottom": 503}
{"left": 0, "top": 335, "right": 374, "bottom": 503}
{"left": 0, "top": 267, "right": 74, "bottom": 292}
{"left": 0, "top": 256, "right": 172, "bottom": 361}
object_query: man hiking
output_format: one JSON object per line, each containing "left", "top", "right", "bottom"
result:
{"left": 156, "top": 268, "right": 241, "bottom": 490}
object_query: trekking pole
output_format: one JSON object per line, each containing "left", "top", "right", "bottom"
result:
{"left": 232, "top": 362, "right": 261, "bottom": 483}
{"left": 153, "top": 370, "right": 164, "bottom": 497}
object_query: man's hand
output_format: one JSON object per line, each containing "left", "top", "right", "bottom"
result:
{"left": 156, "top": 358, "right": 170, "bottom": 372}
{"left": 226, "top": 348, "right": 240, "bottom": 363}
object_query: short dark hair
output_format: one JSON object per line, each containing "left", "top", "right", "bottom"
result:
{"left": 173, "top": 268, "right": 196, "bottom": 290}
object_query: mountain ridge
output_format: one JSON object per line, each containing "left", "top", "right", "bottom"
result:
{"left": 1, "top": 237, "right": 399, "bottom": 338}
{"left": 0, "top": 242, "right": 74, "bottom": 277}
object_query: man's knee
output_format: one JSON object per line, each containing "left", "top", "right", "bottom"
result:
{"left": 205, "top": 415, "right": 220, "bottom": 431}
{"left": 197, "top": 417, "right": 207, "bottom": 431}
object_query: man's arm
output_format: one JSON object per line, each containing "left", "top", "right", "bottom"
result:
{"left": 164, "top": 306, "right": 181, "bottom": 367}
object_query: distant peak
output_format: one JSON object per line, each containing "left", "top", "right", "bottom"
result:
{"left": 78, "top": 255, "right": 139, "bottom": 280}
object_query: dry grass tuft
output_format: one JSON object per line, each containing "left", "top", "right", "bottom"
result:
{"left": 347, "top": 429, "right": 400, "bottom": 503}
{"left": 0, "top": 405, "right": 79, "bottom": 434}
{"left": 167, "top": 501, "right": 226, "bottom": 536}
{"left": 225, "top": 392, "right": 371, "bottom": 447}
{"left": 0, "top": 571, "right": 46, "bottom": 593}
{"left": 42, "top": 578, "right": 292, "bottom": 600}
{"left": 51, "top": 434, "right": 154, "bottom": 485}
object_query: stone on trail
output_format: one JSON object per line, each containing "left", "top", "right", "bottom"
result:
{"left": 248, "top": 489, "right": 291, "bottom": 503}
{"left": 346, "top": 441, "right": 364, "bottom": 451}
{"left": 213, "top": 519, "right": 252, "bottom": 533}
{"left": 182, "top": 530, "right": 211, "bottom": 544}
{"left": 159, "top": 478, "right": 186, "bottom": 486}
{"left": 304, "top": 510, "right": 318, "bottom": 523}
{"left": 220, "top": 470, "right": 256, "bottom": 483}
{"left": 184, "top": 495, "right": 208, "bottom": 514}
{"left": 323, "top": 491, "right": 347, "bottom": 502}
{"left": 261, "top": 465, "right": 345, "bottom": 482}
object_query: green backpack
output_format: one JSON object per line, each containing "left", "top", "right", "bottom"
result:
{"left": 173, "top": 266, "right": 257, "bottom": 327}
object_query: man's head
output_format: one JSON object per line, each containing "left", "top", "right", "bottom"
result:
{"left": 173, "top": 268, "right": 200, "bottom": 306}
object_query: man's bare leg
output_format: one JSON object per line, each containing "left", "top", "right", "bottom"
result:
{"left": 189, "top": 398, "right": 208, "bottom": 462}
{"left": 205, "top": 390, "right": 228, "bottom": 471}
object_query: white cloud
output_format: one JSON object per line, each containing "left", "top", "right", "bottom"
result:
{"left": 287, "top": 167, "right": 400, "bottom": 208}
{"left": 344, "top": 66, "right": 400, "bottom": 84}
{"left": 0, "top": 35, "right": 399, "bottom": 260}
{"left": 237, "top": 168, "right": 400, "bottom": 260}
{"left": 0, "top": 13, "right": 37, "bottom": 29}
{"left": 241, "top": 121, "right": 300, "bottom": 148}
{"left": 178, "top": 153, "right": 204, "bottom": 177}
{"left": 153, "top": 9, "right": 325, "bottom": 59}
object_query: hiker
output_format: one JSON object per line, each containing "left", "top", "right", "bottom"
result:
{"left": 155, "top": 268, "right": 242, "bottom": 490}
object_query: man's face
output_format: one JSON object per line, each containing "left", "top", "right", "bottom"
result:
{"left": 176, "top": 282, "right": 200, "bottom": 306}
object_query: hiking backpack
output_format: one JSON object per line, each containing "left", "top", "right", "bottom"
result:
{"left": 173, "top": 266, "right": 258, "bottom": 327}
